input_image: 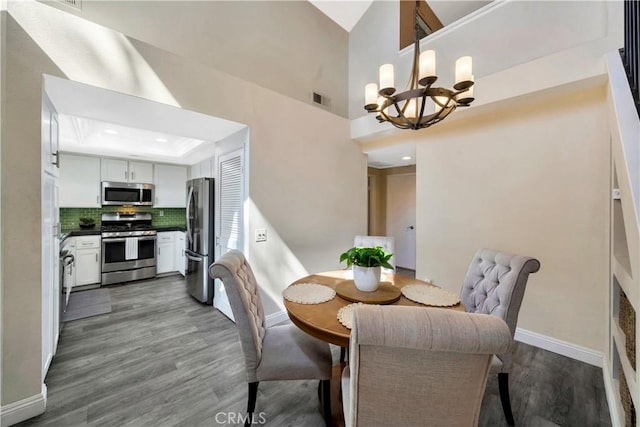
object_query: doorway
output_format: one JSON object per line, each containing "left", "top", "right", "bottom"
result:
{"left": 386, "top": 172, "right": 416, "bottom": 270}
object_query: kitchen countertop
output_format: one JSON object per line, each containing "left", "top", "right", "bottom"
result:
{"left": 60, "top": 228, "right": 101, "bottom": 242}
{"left": 154, "top": 226, "right": 186, "bottom": 232}
{"left": 60, "top": 225, "right": 186, "bottom": 242}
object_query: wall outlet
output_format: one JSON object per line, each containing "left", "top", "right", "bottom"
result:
{"left": 159, "top": 210, "right": 164, "bottom": 217}
{"left": 255, "top": 228, "right": 267, "bottom": 242}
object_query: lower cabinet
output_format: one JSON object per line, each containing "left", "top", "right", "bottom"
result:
{"left": 176, "top": 232, "right": 186, "bottom": 276}
{"left": 157, "top": 232, "right": 175, "bottom": 274}
{"left": 75, "top": 236, "right": 101, "bottom": 286}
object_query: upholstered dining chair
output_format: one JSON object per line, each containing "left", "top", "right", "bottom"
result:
{"left": 209, "top": 250, "right": 332, "bottom": 427}
{"left": 341, "top": 305, "right": 512, "bottom": 427}
{"left": 460, "top": 248, "right": 541, "bottom": 425}
{"left": 353, "top": 235, "right": 395, "bottom": 271}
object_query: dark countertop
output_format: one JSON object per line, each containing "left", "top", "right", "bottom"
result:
{"left": 155, "top": 226, "right": 186, "bottom": 232}
{"left": 60, "top": 225, "right": 186, "bottom": 242}
{"left": 60, "top": 229, "right": 101, "bottom": 242}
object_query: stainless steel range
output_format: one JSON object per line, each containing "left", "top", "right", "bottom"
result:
{"left": 101, "top": 212, "right": 157, "bottom": 285}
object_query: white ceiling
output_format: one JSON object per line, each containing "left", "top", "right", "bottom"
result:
{"left": 309, "top": 0, "right": 491, "bottom": 32}
{"left": 365, "top": 143, "right": 416, "bottom": 169}
{"left": 309, "top": 0, "right": 374, "bottom": 31}
{"left": 45, "top": 75, "right": 247, "bottom": 165}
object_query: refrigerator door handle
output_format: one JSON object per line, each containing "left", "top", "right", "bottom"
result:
{"left": 186, "top": 186, "right": 194, "bottom": 247}
{"left": 185, "top": 253, "right": 203, "bottom": 262}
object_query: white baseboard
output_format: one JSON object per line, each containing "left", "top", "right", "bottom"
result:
{"left": 265, "top": 310, "right": 290, "bottom": 327}
{"left": 602, "top": 362, "right": 624, "bottom": 427}
{"left": 1, "top": 384, "right": 47, "bottom": 427}
{"left": 514, "top": 327, "right": 603, "bottom": 367}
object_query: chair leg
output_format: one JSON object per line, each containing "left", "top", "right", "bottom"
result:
{"left": 340, "top": 347, "right": 346, "bottom": 363}
{"left": 320, "top": 379, "right": 332, "bottom": 427}
{"left": 498, "top": 373, "right": 515, "bottom": 426}
{"left": 246, "top": 381, "right": 259, "bottom": 427}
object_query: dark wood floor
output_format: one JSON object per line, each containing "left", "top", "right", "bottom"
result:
{"left": 19, "top": 275, "right": 610, "bottom": 426}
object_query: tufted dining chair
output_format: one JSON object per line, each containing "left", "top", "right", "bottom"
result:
{"left": 353, "top": 235, "right": 396, "bottom": 271}
{"left": 341, "top": 305, "right": 512, "bottom": 427}
{"left": 460, "top": 248, "right": 541, "bottom": 425}
{"left": 209, "top": 250, "right": 332, "bottom": 427}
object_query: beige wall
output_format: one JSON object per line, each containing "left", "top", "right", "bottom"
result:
{"left": 416, "top": 85, "right": 610, "bottom": 352}
{"left": 1, "top": 1, "right": 366, "bottom": 407}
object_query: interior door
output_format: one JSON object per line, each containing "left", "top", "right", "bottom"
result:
{"left": 215, "top": 148, "right": 245, "bottom": 321}
{"left": 386, "top": 173, "right": 416, "bottom": 270}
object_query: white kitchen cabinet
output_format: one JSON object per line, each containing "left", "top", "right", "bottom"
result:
{"left": 175, "top": 231, "right": 185, "bottom": 276}
{"left": 154, "top": 164, "right": 187, "bottom": 207}
{"left": 41, "top": 94, "right": 60, "bottom": 380}
{"left": 59, "top": 154, "right": 102, "bottom": 207}
{"left": 157, "top": 232, "right": 176, "bottom": 274}
{"left": 101, "top": 159, "right": 153, "bottom": 183}
{"left": 190, "top": 157, "right": 214, "bottom": 179}
{"left": 42, "top": 95, "right": 60, "bottom": 178}
{"left": 75, "top": 236, "right": 101, "bottom": 286}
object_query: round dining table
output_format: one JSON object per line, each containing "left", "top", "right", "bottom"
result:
{"left": 283, "top": 270, "right": 465, "bottom": 348}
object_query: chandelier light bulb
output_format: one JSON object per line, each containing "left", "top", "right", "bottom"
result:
{"left": 365, "top": 83, "right": 379, "bottom": 108}
{"left": 379, "top": 64, "right": 395, "bottom": 95}
{"left": 404, "top": 98, "right": 418, "bottom": 119}
{"left": 455, "top": 56, "right": 473, "bottom": 89}
{"left": 434, "top": 96, "right": 450, "bottom": 109}
{"left": 419, "top": 50, "right": 436, "bottom": 85}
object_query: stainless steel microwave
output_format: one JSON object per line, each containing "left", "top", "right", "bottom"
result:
{"left": 101, "top": 182, "right": 154, "bottom": 206}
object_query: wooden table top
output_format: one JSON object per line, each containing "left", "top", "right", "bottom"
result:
{"left": 284, "top": 270, "right": 465, "bottom": 348}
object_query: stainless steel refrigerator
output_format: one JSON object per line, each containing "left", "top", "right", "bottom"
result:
{"left": 185, "top": 177, "right": 215, "bottom": 304}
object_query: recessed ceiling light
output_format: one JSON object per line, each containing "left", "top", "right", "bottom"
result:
{"left": 104, "top": 129, "right": 119, "bottom": 135}
{"left": 155, "top": 137, "right": 167, "bottom": 142}
{"left": 402, "top": 156, "right": 412, "bottom": 160}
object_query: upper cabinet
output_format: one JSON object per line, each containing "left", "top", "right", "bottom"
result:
{"left": 59, "top": 154, "right": 101, "bottom": 207}
{"left": 101, "top": 159, "right": 153, "bottom": 183}
{"left": 190, "top": 157, "right": 214, "bottom": 179}
{"left": 42, "top": 95, "right": 60, "bottom": 177}
{"left": 154, "top": 164, "right": 187, "bottom": 207}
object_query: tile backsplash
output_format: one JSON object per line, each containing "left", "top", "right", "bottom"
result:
{"left": 60, "top": 206, "right": 186, "bottom": 230}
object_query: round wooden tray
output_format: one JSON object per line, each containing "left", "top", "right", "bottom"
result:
{"left": 335, "top": 280, "right": 401, "bottom": 304}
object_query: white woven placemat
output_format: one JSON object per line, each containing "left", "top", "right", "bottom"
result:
{"left": 337, "top": 302, "right": 376, "bottom": 329}
{"left": 283, "top": 283, "right": 336, "bottom": 304}
{"left": 401, "top": 285, "right": 460, "bottom": 307}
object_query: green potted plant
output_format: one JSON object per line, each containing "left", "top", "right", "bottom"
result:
{"left": 79, "top": 217, "right": 96, "bottom": 229}
{"left": 339, "top": 246, "right": 393, "bottom": 292}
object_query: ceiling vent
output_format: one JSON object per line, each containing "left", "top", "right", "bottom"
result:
{"left": 312, "top": 92, "right": 331, "bottom": 110}
{"left": 54, "top": 0, "right": 82, "bottom": 10}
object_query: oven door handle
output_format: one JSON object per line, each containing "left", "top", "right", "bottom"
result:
{"left": 103, "top": 237, "right": 127, "bottom": 243}
{"left": 102, "top": 236, "right": 157, "bottom": 243}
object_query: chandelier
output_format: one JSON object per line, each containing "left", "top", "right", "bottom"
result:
{"left": 363, "top": 1, "right": 475, "bottom": 130}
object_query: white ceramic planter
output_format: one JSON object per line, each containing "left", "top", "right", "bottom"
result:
{"left": 353, "top": 266, "right": 381, "bottom": 292}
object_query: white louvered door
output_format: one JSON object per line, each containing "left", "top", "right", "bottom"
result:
{"left": 215, "top": 148, "right": 245, "bottom": 321}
